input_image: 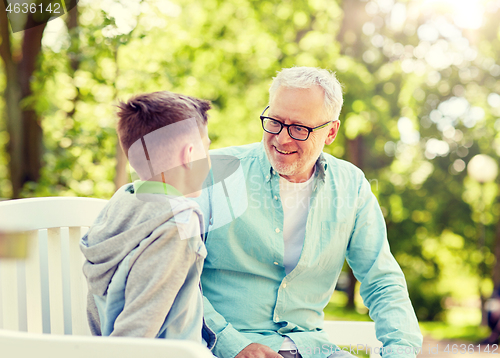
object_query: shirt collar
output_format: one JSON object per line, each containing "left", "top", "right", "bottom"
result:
{"left": 316, "top": 153, "right": 327, "bottom": 182}
{"left": 258, "top": 142, "right": 274, "bottom": 183}
{"left": 133, "top": 180, "right": 183, "bottom": 197}
{"left": 257, "top": 142, "right": 328, "bottom": 183}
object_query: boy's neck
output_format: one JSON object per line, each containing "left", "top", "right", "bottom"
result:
{"left": 139, "top": 165, "right": 202, "bottom": 198}
{"left": 135, "top": 175, "right": 183, "bottom": 197}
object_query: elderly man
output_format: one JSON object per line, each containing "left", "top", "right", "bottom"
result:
{"left": 197, "top": 67, "right": 422, "bottom": 358}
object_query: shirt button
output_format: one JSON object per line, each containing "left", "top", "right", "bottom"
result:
{"left": 275, "top": 228, "right": 280, "bottom": 233}
{"left": 274, "top": 195, "right": 278, "bottom": 200}
{"left": 275, "top": 315, "right": 280, "bottom": 321}
{"left": 274, "top": 261, "right": 279, "bottom": 265}
{"left": 266, "top": 175, "right": 270, "bottom": 180}
{"left": 283, "top": 283, "right": 287, "bottom": 288}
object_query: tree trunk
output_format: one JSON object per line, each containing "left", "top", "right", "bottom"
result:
{"left": 337, "top": 0, "right": 370, "bottom": 311}
{"left": 67, "top": 5, "right": 80, "bottom": 73}
{"left": 19, "top": 18, "right": 46, "bottom": 188}
{"left": 112, "top": 45, "right": 128, "bottom": 190}
{"left": 346, "top": 136, "right": 364, "bottom": 308}
{"left": 493, "top": 195, "right": 500, "bottom": 292}
{"left": 1, "top": 2, "right": 23, "bottom": 197}
{"left": 1, "top": 5, "right": 46, "bottom": 198}
{"left": 115, "top": 142, "right": 128, "bottom": 189}
{"left": 336, "top": 0, "right": 370, "bottom": 58}
{"left": 346, "top": 266, "right": 357, "bottom": 309}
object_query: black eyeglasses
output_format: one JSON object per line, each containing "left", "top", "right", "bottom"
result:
{"left": 260, "top": 106, "right": 332, "bottom": 141}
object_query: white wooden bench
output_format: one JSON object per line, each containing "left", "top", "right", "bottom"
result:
{"left": 0, "top": 197, "right": 381, "bottom": 358}
{"left": 324, "top": 321, "right": 381, "bottom": 357}
{"left": 0, "top": 328, "right": 214, "bottom": 358}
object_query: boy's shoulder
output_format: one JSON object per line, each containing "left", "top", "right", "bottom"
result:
{"left": 160, "top": 196, "right": 205, "bottom": 243}
{"left": 87, "top": 183, "right": 204, "bottom": 247}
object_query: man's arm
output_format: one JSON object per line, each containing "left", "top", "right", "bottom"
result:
{"left": 346, "top": 176, "right": 423, "bottom": 357}
{"left": 204, "top": 296, "right": 281, "bottom": 358}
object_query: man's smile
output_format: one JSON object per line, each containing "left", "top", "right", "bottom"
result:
{"left": 274, "top": 146, "right": 297, "bottom": 155}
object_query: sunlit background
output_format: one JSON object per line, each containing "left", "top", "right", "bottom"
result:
{"left": 1, "top": 0, "right": 500, "bottom": 345}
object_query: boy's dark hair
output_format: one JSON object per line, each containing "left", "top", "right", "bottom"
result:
{"left": 116, "top": 91, "right": 211, "bottom": 158}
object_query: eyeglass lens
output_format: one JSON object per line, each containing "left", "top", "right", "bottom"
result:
{"left": 263, "top": 118, "right": 309, "bottom": 140}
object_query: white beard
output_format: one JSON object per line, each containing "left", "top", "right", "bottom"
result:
{"left": 264, "top": 142, "right": 323, "bottom": 181}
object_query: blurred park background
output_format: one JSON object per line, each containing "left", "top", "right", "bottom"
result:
{"left": 1, "top": 0, "right": 500, "bottom": 343}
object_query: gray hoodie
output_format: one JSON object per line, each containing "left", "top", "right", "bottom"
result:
{"left": 80, "top": 183, "right": 207, "bottom": 341}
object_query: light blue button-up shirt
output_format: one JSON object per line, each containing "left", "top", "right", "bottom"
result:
{"left": 196, "top": 142, "right": 422, "bottom": 358}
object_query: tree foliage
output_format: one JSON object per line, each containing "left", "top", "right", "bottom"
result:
{"left": 1, "top": 0, "right": 500, "bottom": 323}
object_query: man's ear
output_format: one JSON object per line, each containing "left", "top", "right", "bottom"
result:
{"left": 181, "top": 143, "right": 194, "bottom": 170}
{"left": 325, "top": 120, "right": 341, "bottom": 146}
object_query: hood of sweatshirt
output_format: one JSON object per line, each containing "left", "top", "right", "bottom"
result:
{"left": 80, "top": 184, "right": 201, "bottom": 297}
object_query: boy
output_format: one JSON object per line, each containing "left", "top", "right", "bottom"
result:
{"left": 80, "top": 91, "right": 214, "bottom": 347}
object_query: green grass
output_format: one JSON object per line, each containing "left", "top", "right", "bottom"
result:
{"left": 324, "top": 291, "right": 491, "bottom": 345}
{"left": 419, "top": 321, "right": 490, "bottom": 342}
{"left": 324, "top": 303, "right": 372, "bottom": 322}
{"left": 324, "top": 291, "right": 372, "bottom": 322}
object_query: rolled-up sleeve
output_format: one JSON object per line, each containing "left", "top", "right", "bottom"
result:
{"left": 346, "top": 176, "right": 423, "bottom": 358}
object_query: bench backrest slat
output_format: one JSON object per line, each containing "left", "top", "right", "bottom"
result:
{"left": 0, "top": 197, "right": 108, "bottom": 335}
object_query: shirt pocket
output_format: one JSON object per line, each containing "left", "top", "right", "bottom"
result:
{"left": 318, "top": 221, "right": 350, "bottom": 272}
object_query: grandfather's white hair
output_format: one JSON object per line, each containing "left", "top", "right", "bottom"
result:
{"left": 269, "top": 67, "right": 344, "bottom": 122}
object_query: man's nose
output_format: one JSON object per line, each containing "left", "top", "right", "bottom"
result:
{"left": 276, "top": 127, "right": 293, "bottom": 145}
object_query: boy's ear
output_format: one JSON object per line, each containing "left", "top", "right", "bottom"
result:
{"left": 181, "top": 143, "right": 194, "bottom": 170}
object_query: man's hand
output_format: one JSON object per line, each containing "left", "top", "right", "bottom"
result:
{"left": 235, "top": 343, "right": 283, "bottom": 358}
